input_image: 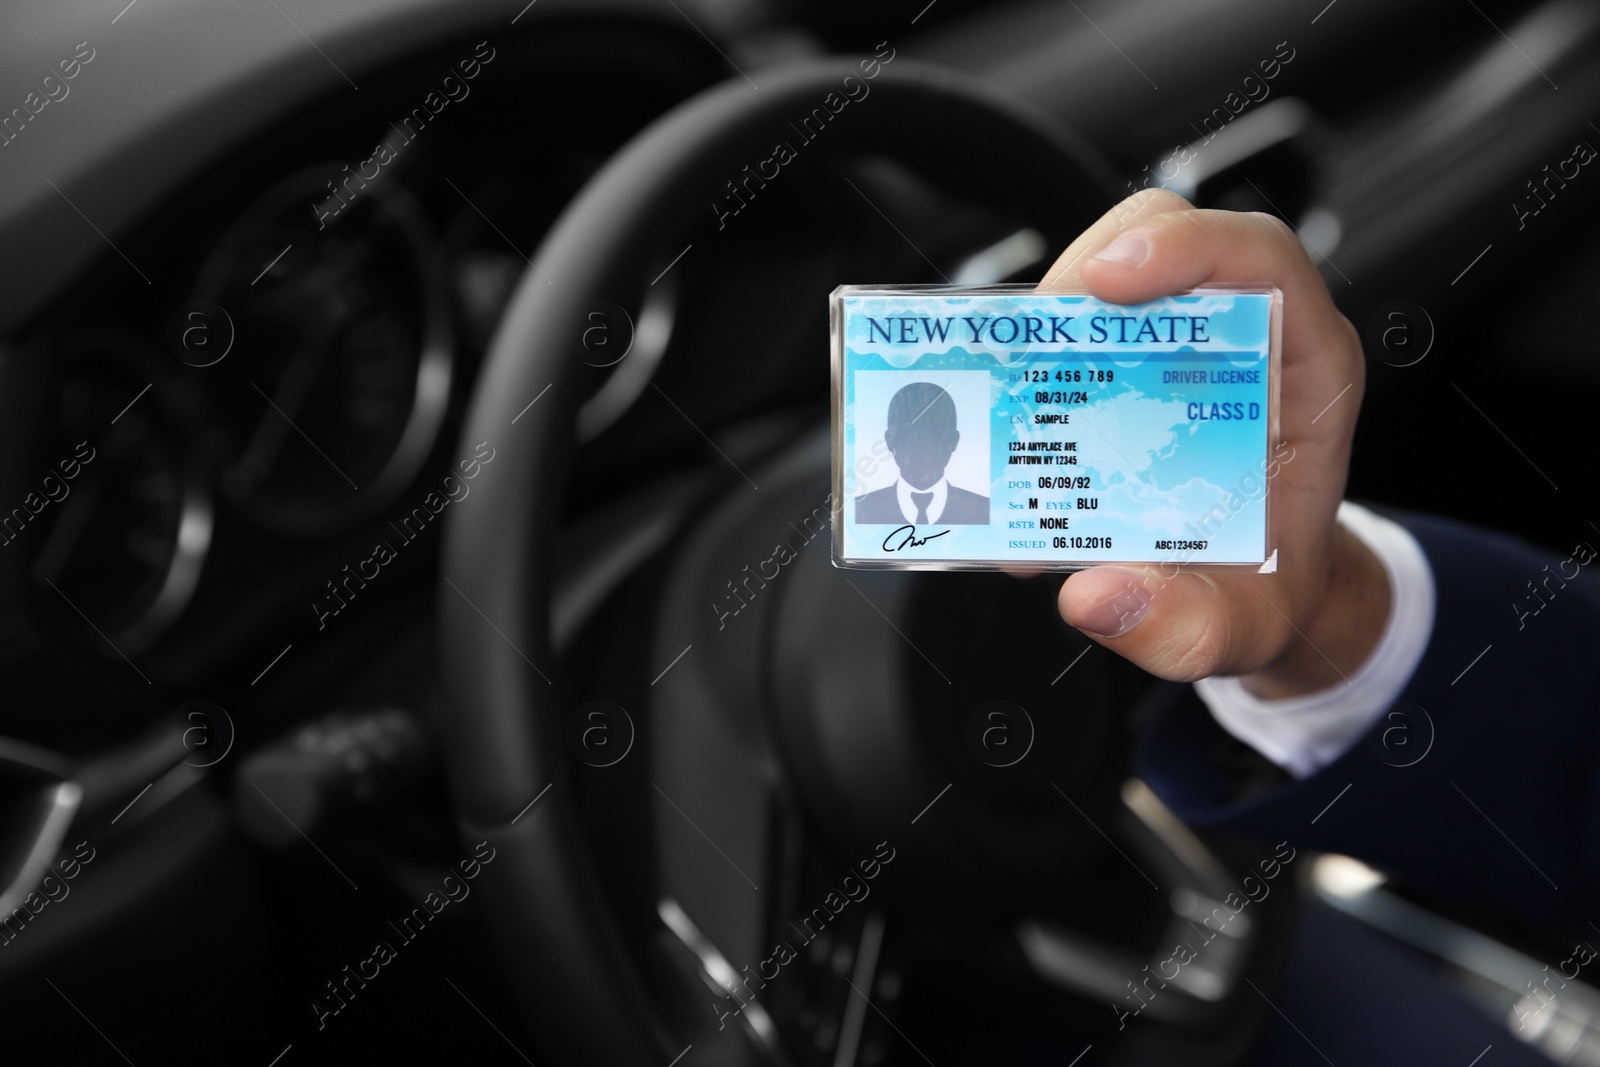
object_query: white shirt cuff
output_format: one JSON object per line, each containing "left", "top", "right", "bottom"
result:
{"left": 1192, "top": 501, "right": 1436, "bottom": 779}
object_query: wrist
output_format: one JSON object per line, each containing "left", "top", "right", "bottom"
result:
{"left": 1242, "top": 520, "right": 1391, "bottom": 699}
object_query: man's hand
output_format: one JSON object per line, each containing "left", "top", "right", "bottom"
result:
{"left": 1038, "top": 190, "right": 1388, "bottom": 699}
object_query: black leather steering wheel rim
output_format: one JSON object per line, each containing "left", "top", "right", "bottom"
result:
{"left": 439, "top": 56, "right": 1119, "bottom": 1063}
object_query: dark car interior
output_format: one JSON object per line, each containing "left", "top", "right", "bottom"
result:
{"left": 1, "top": 0, "right": 1598, "bottom": 1063}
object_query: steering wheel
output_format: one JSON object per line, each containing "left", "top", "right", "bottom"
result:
{"left": 439, "top": 57, "right": 1120, "bottom": 1064}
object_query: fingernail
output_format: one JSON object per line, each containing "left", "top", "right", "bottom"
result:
{"left": 1092, "top": 233, "right": 1149, "bottom": 267}
{"left": 1074, "top": 569, "right": 1151, "bottom": 638}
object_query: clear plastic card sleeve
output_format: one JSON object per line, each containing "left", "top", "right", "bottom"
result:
{"left": 830, "top": 284, "right": 1283, "bottom": 573}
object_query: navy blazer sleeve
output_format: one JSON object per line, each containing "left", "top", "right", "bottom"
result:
{"left": 1138, "top": 512, "right": 1600, "bottom": 944}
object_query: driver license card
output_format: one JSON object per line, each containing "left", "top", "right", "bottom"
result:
{"left": 830, "top": 284, "right": 1282, "bottom": 572}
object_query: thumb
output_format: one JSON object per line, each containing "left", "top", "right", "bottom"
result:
{"left": 1058, "top": 566, "right": 1268, "bottom": 682}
